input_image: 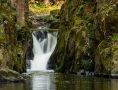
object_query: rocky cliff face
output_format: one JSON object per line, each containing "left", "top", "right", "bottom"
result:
{"left": 48, "top": 0, "right": 118, "bottom": 76}
{"left": 0, "top": 0, "right": 29, "bottom": 76}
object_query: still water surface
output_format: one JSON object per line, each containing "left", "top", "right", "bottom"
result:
{"left": 0, "top": 72, "right": 118, "bottom": 90}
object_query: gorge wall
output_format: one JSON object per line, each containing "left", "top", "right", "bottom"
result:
{"left": 48, "top": 0, "right": 118, "bottom": 76}
{"left": 0, "top": 0, "right": 29, "bottom": 74}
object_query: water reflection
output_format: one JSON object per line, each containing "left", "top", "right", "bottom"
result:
{"left": 30, "top": 72, "right": 55, "bottom": 90}
{"left": 54, "top": 73, "right": 95, "bottom": 90}
{"left": 0, "top": 83, "right": 25, "bottom": 90}
{"left": 0, "top": 72, "right": 118, "bottom": 90}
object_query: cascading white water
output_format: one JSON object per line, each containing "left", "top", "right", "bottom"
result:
{"left": 30, "top": 31, "right": 57, "bottom": 71}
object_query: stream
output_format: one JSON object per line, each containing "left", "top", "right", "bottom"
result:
{"left": 1, "top": 72, "right": 118, "bottom": 90}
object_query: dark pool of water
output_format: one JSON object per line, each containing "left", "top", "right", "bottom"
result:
{"left": 0, "top": 72, "right": 118, "bottom": 90}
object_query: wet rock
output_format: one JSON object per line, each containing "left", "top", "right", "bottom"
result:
{"left": 0, "top": 68, "right": 24, "bottom": 82}
{"left": 77, "top": 70, "right": 94, "bottom": 76}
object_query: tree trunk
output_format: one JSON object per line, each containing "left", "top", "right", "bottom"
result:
{"left": 17, "top": 0, "right": 25, "bottom": 25}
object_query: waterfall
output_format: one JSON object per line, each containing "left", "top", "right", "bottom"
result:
{"left": 30, "top": 31, "right": 57, "bottom": 71}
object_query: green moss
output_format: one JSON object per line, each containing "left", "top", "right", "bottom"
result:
{"left": 80, "top": 59, "right": 93, "bottom": 71}
{"left": 76, "top": 5, "right": 84, "bottom": 16}
{"left": 29, "top": 4, "right": 61, "bottom": 15}
{"left": 0, "top": 0, "right": 30, "bottom": 74}
{"left": 111, "top": 46, "right": 118, "bottom": 52}
{"left": 95, "top": 38, "right": 112, "bottom": 74}
{"left": 111, "top": 34, "right": 118, "bottom": 41}
{"left": 0, "top": 60, "right": 1, "bottom": 66}
{"left": 83, "top": 0, "right": 92, "bottom": 3}
{"left": 97, "top": 40, "right": 109, "bottom": 54}
{"left": 0, "top": 24, "right": 5, "bottom": 40}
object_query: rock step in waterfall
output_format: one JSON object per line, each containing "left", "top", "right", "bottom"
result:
{"left": 28, "top": 31, "right": 57, "bottom": 71}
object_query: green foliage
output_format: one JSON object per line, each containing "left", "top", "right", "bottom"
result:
{"left": 77, "top": 5, "right": 84, "bottom": 16}
{"left": 29, "top": 3, "right": 61, "bottom": 15}
{"left": 92, "top": 5, "right": 96, "bottom": 13}
{"left": 86, "top": 15, "right": 94, "bottom": 24}
{"left": 86, "top": 15, "right": 94, "bottom": 48}
{"left": 86, "top": 23, "right": 94, "bottom": 39}
{"left": 0, "top": 25, "right": 5, "bottom": 40}
{"left": 0, "top": 15, "right": 5, "bottom": 40}
{"left": 15, "top": 22, "right": 22, "bottom": 31}
{"left": 111, "top": 34, "right": 118, "bottom": 41}
{"left": 38, "top": 16, "right": 52, "bottom": 22}
{"left": 80, "top": 59, "right": 94, "bottom": 71}
{"left": 0, "top": 60, "right": 1, "bottom": 66}
{"left": 0, "top": 15, "right": 3, "bottom": 24}
{"left": 112, "top": 46, "right": 118, "bottom": 52}
{"left": 1, "top": 0, "right": 8, "bottom": 3}
{"left": 83, "top": 0, "right": 92, "bottom": 3}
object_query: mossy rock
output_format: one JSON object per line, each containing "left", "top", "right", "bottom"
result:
{"left": 95, "top": 38, "right": 118, "bottom": 75}
{"left": 0, "top": 68, "right": 24, "bottom": 82}
{"left": 95, "top": 39, "right": 111, "bottom": 74}
{"left": 48, "top": 0, "right": 118, "bottom": 75}
{"left": 50, "top": 20, "right": 60, "bottom": 29}
{"left": 111, "top": 41, "right": 118, "bottom": 75}
{"left": 50, "top": 9, "right": 60, "bottom": 18}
